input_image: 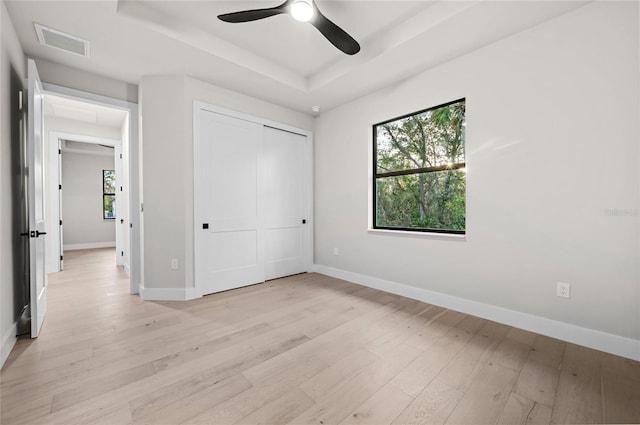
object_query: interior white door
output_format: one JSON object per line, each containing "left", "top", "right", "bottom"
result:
{"left": 27, "top": 59, "right": 47, "bottom": 337}
{"left": 264, "top": 127, "right": 308, "bottom": 280}
{"left": 195, "top": 111, "right": 265, "bottom": 295}
{"left": 115, "top": 142, "right": 124, "bottom": 267}
{"left": 58, "top": 138, "right": 63, "bottom": 271}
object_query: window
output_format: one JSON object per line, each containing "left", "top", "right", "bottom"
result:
{"left": 373, "top": 99, "right": 466, "bottom": 234}
{"left": 103, "top": 169, "right": 116, "bottom": 220}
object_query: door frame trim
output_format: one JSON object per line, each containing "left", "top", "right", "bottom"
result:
{"left": 193, "top": 101, "right": 314, "bottom": 297}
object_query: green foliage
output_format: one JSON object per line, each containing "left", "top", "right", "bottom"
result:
{"left": 103, "top": 170, "right": 116, "bottom": 219}
{"left": 103, "top": 170, "right": 116, "bottom": 194}
{"left": 103, "top": 195, "right": 115, "bottom": 219}
{"left": 375, "top": 101, "right": 466, "bottom": 231}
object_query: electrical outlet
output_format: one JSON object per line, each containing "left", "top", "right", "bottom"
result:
{"left": 333, "top": 248, "right": 339, "bottom": 256}
{"left": 171, "top": 258, "right": 179, "bottom": 270}
{"left": 557, "top": 282, "right": 570, "bottom": 299}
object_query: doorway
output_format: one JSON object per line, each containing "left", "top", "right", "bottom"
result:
{"left": 53, "top": 136, "right": 122, "bottom": 269}
{"left": 42, "top": 86, "right": 140, "bottom": 294}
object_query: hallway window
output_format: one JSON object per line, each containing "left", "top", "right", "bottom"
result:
{"left": 103, "top": 169, "right": 116, "bottom": 219}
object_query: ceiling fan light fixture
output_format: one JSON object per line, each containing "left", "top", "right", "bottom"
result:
{"left": 291, "top": 0, "right": 314, "bottom": 22}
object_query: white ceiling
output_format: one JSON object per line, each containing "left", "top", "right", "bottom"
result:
{"left": 6, "top": 0, "right": 590, "bottom": 114}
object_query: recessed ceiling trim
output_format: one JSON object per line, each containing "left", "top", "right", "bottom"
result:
{"left": 34, "top": 23, "right": 90, "bottom": 57}
{"left": 116, "top": 0, "right": 308, "bottom": 92}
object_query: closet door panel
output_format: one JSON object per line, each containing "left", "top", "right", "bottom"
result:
{"left": 264, "top": 127, "right": 307, "bottom": 280}
{"left": 195, "top": 111, "right": 264, "bottom": 295}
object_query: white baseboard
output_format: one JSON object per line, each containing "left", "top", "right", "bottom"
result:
{"left": 64, "top": 242, "right": 116, "bottom": 251}
{"left": 1, "top": 323, "right": 17, "bottom": 369}
{"left": 312, "top": 264, "right": 640, "bottom": 361}
{"left": 139, "top": 284, "right": 201, "bottom": 301}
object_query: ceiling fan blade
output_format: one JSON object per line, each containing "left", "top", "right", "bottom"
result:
{"left": 218, "top": 1, "right": 289, "bottom": 23}
{"left": 311, "top": 7, "right": 360, "bottom": 55}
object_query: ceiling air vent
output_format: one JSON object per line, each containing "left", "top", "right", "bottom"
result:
{"left": 34, "top": 23, "right": 90, "bottom": 57}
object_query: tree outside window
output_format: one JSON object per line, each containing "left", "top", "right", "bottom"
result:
{"left": 103, "top": 169, "right": 116, "bottom": 220}
{"left": 373, "top": 99, "right": 466, "bottom": 234}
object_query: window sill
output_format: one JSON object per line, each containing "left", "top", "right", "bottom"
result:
{"left": 368, "top": 228, "right": 466, "bottom": 241}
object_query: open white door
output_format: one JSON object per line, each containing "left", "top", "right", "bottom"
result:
{"left": 27, "top": 59, "right": 47, "bottom": 338}
{"left": 57, "top": 138, "right": 63, "bottom": 271}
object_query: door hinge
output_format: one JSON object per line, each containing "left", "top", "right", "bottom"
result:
{"left": 119, "top": 153, "right": 122, "bottom": 159}
{"left": 302, "top": 219, "right": 307, "bottom": 224}
{"left": 60, "top": 255, "right": 63, "bottom": 261}
{"left": 120, "top": 186, "right": 123, "bottom": 192}
{"left": 141, "top": 203, "right": 143, "bottom": 212}
{"left": 121, "top": 251, "right": 124, "bottom": 257}
{"left": 58, "top": 148, "right": 61, "bottom": 155}
{"left": 59, "top": 184, "right": 62, "bottom": 190}
{"left": 130, "top": 223, "right": 133, "bottom": 228}
{"left": 59, "top": 220, "right": 62, "bottom": 226}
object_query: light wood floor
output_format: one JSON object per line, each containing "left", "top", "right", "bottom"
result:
{"left": 1, "top": 248, "right": 639, "bottom": 425}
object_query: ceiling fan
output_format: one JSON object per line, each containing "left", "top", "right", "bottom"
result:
{"left": 217, "top": 0, "right": 361, "bottom": 55}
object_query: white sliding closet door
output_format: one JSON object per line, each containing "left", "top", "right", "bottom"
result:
{"left": 195, "top": 111, "right": 265, "bottom": 295}
{"left": 264, "top": 127, "right": 307, "bottom": 280}
{"left": 195, "top": 105, "right": 311, "bottom": 296}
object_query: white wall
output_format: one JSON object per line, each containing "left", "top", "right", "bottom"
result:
{"left": 45, "top": 116, "right": 122, "bottom": 141}
{"left": 61, "top": 149, "right": 115, "bottom": 249}
{"left": 139, "top": 75, "right": 314, "bottom": 292}
{"left": 0, "top": 0, "right": 25, "bottom": 367}
{"left": 34, "top": 58, "right": 137, "bottom": 104}
{"left": 314, "top": 1, "right": 639, "bottom": 354}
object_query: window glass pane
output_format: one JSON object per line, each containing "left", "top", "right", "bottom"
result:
{"left": 376, "top": 101, "right": 465, "bottom": 175}
{"left": 103, "top": 170, "right": 116, "bottom": 194}
{"left": 103, "top": 194, "right": 116, "bottom": 219}
{"left": 375, "top": 170, "right": 466, "bottom": 232}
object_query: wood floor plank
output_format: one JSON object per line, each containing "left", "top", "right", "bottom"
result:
{"left": 600, "top": 353, "right": 640, "bottom": 423}
{"left": 339, "top": 383, "right": 413, "bottom": 425}
{"left": 51, "top": 362, "right": 157, "bottom": 412}
{"left": 288, "top": 343, "right": 422, "bottom": 425}
{"left": 437, "top": 320, "right": 510, "bottom": 393}
{"left": 2, "top": 248, "right": 638, "bottom": 425}
{"left": 515, "top": 360, "right": 559, "bottom": 407}
{"left": 550, "top": 343, "right": 603, "bottom": 424}
{"left": 188, "top": 356, "right": 327, "bottom": 424}
{"left": 234, "top": 387, "right": 315, "bottom": 425}
{"left": 390, "top": 315, "right": 485, "bottom": 397}
{"left": 299, "top": 349, "right": 380, "bottom": 401}
{"left": 391, "top": 377, "right": 464, "bottom": 425}
{"left": 366, "top": 305, "right": 445, "bottom": 357}
{"left": 528, "top": 335, "right": 566, "bottom": 369}
{"left": 131, "top": 373, "right": 252, "bottom": 425}
{"left": 444, "top": 362, "right": 519, "bottom": 424}
{"left": 496, "top": 392, "right": 552, "bottom": 425}
{"left": 492, "top": 337, "right": 532, "bottom": 372}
